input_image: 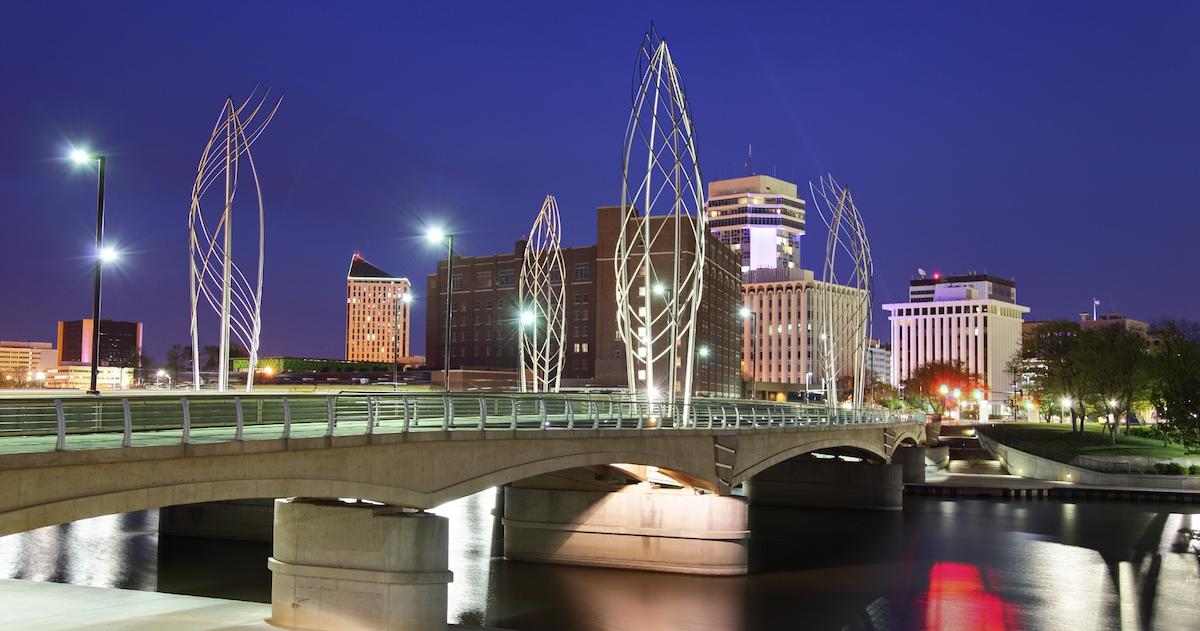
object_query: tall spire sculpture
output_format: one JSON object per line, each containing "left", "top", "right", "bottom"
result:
{"left": 810, "top": 174, "right": 873, "bottom": 414}
{"left": 519, "top": 195, "right": 567, "bottom": 392}
{"left": 614, "top": 27, "right": 706, "bottom": 419}
{"left": 188, "top": 88, "right": 281, "bottom": 391}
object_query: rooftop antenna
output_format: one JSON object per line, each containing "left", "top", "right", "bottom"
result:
{"left": 917, "top": 267, "right": 927, "bottom": 280}
{"left": 746, "top": 144, "right": 753, "bottom": 175}
{"left": 1092, "top": 297, "right": 1100, "bottom": 321}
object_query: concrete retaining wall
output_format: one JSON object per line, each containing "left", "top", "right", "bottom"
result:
{"left": 979, "top": 434, "right": 1200, "bottom": 490}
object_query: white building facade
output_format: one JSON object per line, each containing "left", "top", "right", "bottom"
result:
{"left": 706, "top": 175, "right": 806, "bottom": 276}
{"left": 0, "top": 341, "right": 54, "bottom": 384}
{"left": 884, "top": 274, "right": 1028, "bottom": 405}
{"left": 741, "top": 268, "right": 866, "bottom": 399}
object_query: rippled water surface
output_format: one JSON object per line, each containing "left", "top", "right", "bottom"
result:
{"left": 1, "top": 492, "right": 1198, "bottom": 630}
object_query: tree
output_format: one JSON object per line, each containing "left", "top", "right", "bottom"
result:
{"left": 1018, "top": 320, "right": 1090, "bottom": 432}
{"left": 164, "top": 344, "right": 191, "bottom": 382}
{"left": 901, "top": 361, "right": 984, "bottom": 416}
{"left": 1078, "top": 326, "right": 1150, "bottom": 445}
{"left": 1148, "top": 320, "right": 1200, "bottom": 452}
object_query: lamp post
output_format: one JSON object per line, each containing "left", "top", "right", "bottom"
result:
{"left": 427, "top": 228, "right": 454, "bottom": 392}
{"left": 70, "top": 149, "right": 111, "bottom": 395}
{"left": 393, "top": 291, "right": 413, "bottom": 390}
{"left": 740, "top": 306, "right": 755, "bottom": 399}
{"left": 519, "top": 308, "right": 536, "bottom": 391}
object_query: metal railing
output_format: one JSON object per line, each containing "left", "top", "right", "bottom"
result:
{"left": 0, "top": 391, "right": 924, "bottom": 453}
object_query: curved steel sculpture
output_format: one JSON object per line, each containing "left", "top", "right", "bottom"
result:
{"left": 615, "top": 28, "right": 706, "bottom": 419}
{"left": 188, "top": 89, "right": 281, "bottom": 391}
{"left": 810, "top": 174, "right": 872, "bottom": 413}
{"left": 519, "top": 195, "right": 567, "bottom": 392}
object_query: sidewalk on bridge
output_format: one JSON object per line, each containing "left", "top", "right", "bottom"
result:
{"left": 0, "top": 578, "right": 504, "bottom": 631}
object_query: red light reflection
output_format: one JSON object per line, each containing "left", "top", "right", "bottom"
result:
{"left": 924, "top": 562, "right": 1021, "bottom": 630}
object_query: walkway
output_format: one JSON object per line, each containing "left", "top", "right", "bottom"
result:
{"left": 0, "top": 579, "right": 504, "bottom": 631}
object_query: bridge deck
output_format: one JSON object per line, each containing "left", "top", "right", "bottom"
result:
{"left": 0, "top": 391, "right": 922, "bottom": 457}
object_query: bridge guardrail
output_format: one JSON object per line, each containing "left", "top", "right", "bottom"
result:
{"left": 0, "top": 391, "right": 925, "bottom": 453}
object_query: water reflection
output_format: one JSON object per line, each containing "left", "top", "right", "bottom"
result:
{"left": 0, "top": 495, "right": 1195, "bottom": 630}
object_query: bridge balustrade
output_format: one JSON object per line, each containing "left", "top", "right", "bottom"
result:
{"left": 0, "top": 391, "right": 924, "bottom": 455}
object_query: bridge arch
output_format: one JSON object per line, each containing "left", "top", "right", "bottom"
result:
{"left": 730, "top": 437, "right": 890, "bottom": 488}
{"left": 0, "top": 445, "right": 716, "bottom": 538}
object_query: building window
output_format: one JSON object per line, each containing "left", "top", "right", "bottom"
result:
{"left": 451, "top": 273, "right": 462, "bottom": 291}
{"left": 476, "top": 271, "right": 493, "bottom": 289}
{"left": 573, "top": 263, "right": 591, "bottom": 281}
{"left": 497, "top": 269, "right": 515, "bottom": 288}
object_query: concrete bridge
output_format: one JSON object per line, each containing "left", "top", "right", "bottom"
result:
{"left": 0, "top": 391, "right": 926, "bottom": 630}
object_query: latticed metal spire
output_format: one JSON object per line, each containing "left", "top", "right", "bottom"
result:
{"left": 519, "top": 195, "right": 567, "bottom": 392}
{"left": 188, "top": 87, "right": 281, "bottom": 392}
{"left": 811, "top": 174, "right": 873, "bottom": 415}
{"left": 614, "top": 27, "right": 706, "bottom": 419}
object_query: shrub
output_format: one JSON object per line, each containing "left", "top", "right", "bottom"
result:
{"left": 1189, "top": 465, "right": 1200, "bottom": 475}
{"left": 1166, "top": 463, "right": 1186, "bottom": 475}
{"left": 1154, "top": 462, "right": 1170, "bottom": 474}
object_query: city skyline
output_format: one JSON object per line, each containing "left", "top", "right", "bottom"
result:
{"left": 3, "top": 2, "right": 1198, "bottom": 361}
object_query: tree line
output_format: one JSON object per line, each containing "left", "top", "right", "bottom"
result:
{"left": 1011, "top": 320, "right": 1200, "bottom": 449}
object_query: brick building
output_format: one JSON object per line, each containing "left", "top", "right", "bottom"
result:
{"left": 426, "top": 206, "right": 742, "bottom": 397}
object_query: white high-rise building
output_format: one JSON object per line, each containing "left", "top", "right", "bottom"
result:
{"left": 706, "top": 175, "right": 805, "bottom": 276}
{"left": 883, "top": 274, "right": 1028, "bottom": 405}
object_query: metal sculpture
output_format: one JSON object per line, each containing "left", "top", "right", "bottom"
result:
{"left": 188, "top": 88, "right": 281, "bottom": 391}
{"left": 614, "top": 27, "right": 706, "bottom": 418}
{"left": 519, "top": 195, "right": 567, "bottom": 392}
{"left": 810, "top": 174, "right": 872, "bottom": 413}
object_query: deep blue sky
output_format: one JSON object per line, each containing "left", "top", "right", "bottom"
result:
{"left": 2, "top": 2, "right": 1198, "bottom": 360}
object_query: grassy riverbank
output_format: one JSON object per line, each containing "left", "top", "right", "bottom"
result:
{"left": 983, "top": 422, "right": 1189, "bottom": 460}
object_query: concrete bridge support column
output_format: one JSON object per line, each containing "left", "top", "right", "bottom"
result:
{"left": 746, "top": 458, "right": 903, "bottom": 511}
{"left": 503, "top": 485, "right": 750, "bottom": 575}
{"left": 890, "top": 445, "right": 927, "bottom": 484}
{"left": 268, "top": 498, "right": 452, "bottom": 631}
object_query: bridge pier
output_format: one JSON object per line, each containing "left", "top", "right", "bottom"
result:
{"left": 745, "top": 457, "right": 903, "bottom": 511}
{"left": 503, "top": 482, "right": 749, "bottom": 575}
{"left": 267, "top": 498, "right": 452, "bottom": 631}
{"left": 890, "top": 445, "right": 927, "bottom": 483}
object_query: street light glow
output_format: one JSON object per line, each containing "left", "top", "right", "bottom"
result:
{"left": 653, "top": 283, "right": 665, "bottom": 296}
{"left": 401, "top": 293, "right": 414, "bottom": 304}
{"left": 1061, "top": 396, "right": 1073, "bottom": 408}
{"left": 698, "top": 345, "right": 710, "bottom": 358}
{"left": 425, "top": 227, "right": 446, "bottom": 243}
{"left": 69, "top": 148, "right": 92, "bottom": 164}
{"left": 952, "top": 388, "right": 962, "bottom": 399}
{"left": 1109, "top": 398, "right": 1118, "bottom": 407}
{"left": 99, "top": 246, "right": 118, "bottom": 263}
{"left": 155, "top": 369, "right": 167, "bottom": 378}
{"left": 938, "top": 384, "right": 949, "bottom": 395}
{"left": 973, "top": 389, "right": 984, "bottom": 401}
{"left": 519, "top": 310, "right": 536, "bottom": 326}
{"left": 739, "top": 306, "right": 751, "bottom": 319}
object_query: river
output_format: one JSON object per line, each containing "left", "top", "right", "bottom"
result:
{"left": 1, "top": 491, "right": 1197, "bottom": 630}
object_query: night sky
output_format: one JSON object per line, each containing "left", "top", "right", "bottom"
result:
{"left": 2, "top": 2, "right": 1197, "bottom": 362}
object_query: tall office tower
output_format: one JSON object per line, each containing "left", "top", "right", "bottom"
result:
{"left": 705, "top": 175, "right": 806, "bottom": 276}
{"left": 57, "top": 319, "right": 142, "bottom": 367}
{"left": 740, "top": 268, "right": 867, "bottom": 401}
{"left": 883, "top": 274, "right": 1029, "bottom": 405}
{"left": 346, "top": 254, "right": 412, "bottom": 363}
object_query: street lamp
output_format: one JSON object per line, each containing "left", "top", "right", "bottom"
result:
{"left": 740, "top": 306, "right": 756, "bottom": 399}
{"left": 426, "top": 228, "right": 454, "bottom": 392}
{"left": 1061, "top": 396, "right": 1073, "bottom": 423}
{"left": 70, "top": 147, "right": 110, "bottom": 395}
